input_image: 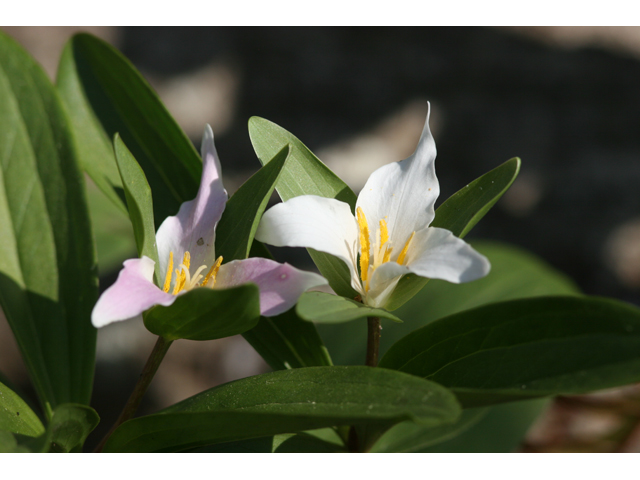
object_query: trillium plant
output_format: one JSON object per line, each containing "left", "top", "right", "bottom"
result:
{"left": 4, "top": 32, "right": 640, "bottom": 454}
{"left": 92, "top": 125, "right": 326, "bottom": 328}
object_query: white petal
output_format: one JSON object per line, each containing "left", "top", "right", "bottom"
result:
{"left": 156, "top": 125, "right": 228, "bottom": 280}
{"left": 215, "top": 258, "right": 327, "bottom": 317}
{"left": 91, "top": 256, "right": 177, "bottom": 328}
{"left": 356, "top": 105, "right": 439, "bottom": 251}
{"left": 405, "top": 227, "right": 491, "bottom": 283}
{"left": 255, "top": 195, "right": 362, "bottom": 294}
{"left": 365, "top": 262, "right": 411, "bottom": 308}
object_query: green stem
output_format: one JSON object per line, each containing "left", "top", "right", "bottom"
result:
{"left": 366, "top": 316, "right": 381, "bottom": 367}
{"left": 93, "top": 336, "right": 173, "bottom": 452}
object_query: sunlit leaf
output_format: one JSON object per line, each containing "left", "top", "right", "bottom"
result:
{"left": 249, "top": 117, "right": 357, "bottom": 298}
{"left": 0, "top": 30, "right": 98, "bottom": 416}
{"left": 297, "top": 291, "right": 402, "bottom": 324}
{"left": 104, "top": 366, "right": 460, "bottom": 452}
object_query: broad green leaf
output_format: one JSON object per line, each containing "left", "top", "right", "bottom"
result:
{"left": 143, "top": 284, "right": 260, "bottom": 341}
{"left": 371, "top": 407, "right": 488, "bottom": 452}
{"left": 56, "top": 33, "right": 202, "bottom": 226}
{"left": 216, "top": 145, "right": 290, "bottom": 262}
{"left": 0, "top": 381, "right": 45, "bottom": 437}
{"left": 104, "top": 366, "right": 460, "bottom": 452}
{"left": 297, "top": 291, "right": 402, "bottom": 324}
{"left": 380, "top": 296, "right": 640, "bottom": 408}
{"left": 385, "top": 157, "right": 521, "bottom": 310}
{"left": 113, "top": 134, "right": 159, "bottom": 284}
{"left": 249, "top": 117, "right": 358, "bottom": 298}
{"left": 0, "top": 31, "right": 98, "bottom": 415}
{"left": 242, "top": 307, "right": 332, "bottom": 370}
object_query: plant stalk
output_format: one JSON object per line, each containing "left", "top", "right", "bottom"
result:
{"left": 93, "top": 335, "right": 173, "bottom": 452}
{"left": 366, "top": 316, "right": 381, "bottom": 367}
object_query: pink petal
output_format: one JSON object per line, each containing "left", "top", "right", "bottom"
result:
{"left": 215, "top": 258, "right": 327, "bottom": 317}
{"left": 91, "top": 256, "right": 176, "bottom": 328}
{"left": 156, "top": 125, "right": 228, "bottom": 281}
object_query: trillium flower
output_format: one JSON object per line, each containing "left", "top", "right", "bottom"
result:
{"left": 255, "top": 106, "right": 490, "bottom": 309}
{"left": 92, "top": 125, "right": 327, "bottom": 328}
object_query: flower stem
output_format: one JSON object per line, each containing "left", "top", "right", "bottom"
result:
{"left": 366, "top": 316, "right": 381, "bottom": 367}
{"left": 93, "top": 336, "right": 173, "bottom": 452}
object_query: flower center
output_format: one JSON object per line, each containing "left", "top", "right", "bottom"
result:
{"left": 356, "top": 207, "right": 415, "bottom": 291}
{"left": 162, "top": 251, "right": 223, "bottom": 295}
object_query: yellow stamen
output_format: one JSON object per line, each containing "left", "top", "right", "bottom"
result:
{"left": 356, "top": 207, "right": 370, "bottom": 282}
{"left": 163, "top": 252, "right": 174, "bottom": 293}
{"left": 397, "top": 232, "right": 415, "bottom": 265}
{"left": 172, "top": 251, "right": 191, "bottom": 294}
{"left": 202, "top": 256, "right": 223, "bottom": 287}
{"left": 379, "top": 219, "right": 389, "bottom": 245}
{"left": 383, "top": 246, "right": 393, "bottom": 263}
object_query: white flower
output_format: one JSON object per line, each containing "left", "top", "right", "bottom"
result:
{"left": 255, "top": 106, "right": 490, "bottom": 309}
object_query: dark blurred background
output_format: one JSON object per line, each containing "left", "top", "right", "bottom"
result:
{"left": 3, "top": 26, "right": 640, "bottom": 451}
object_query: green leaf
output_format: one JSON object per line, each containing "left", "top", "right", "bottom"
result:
{"left": 0, "top": 31, "right": 98, "bottom": 415}
{"left": 380, "top": 296, "right": 640, "bottom": 408}
{"left": 432, "top": 157, "right": 521, "bottom": 237}
{"left": 371, "top": 407, "right": 488, "bottom": 452}
{"left": 248, "top": 117, "right": 357, "bottom": 208}
{"left": 104, "top": 366, "right": 460, "bottom": 452}
{"left": 55, "top": 40, "right": 125, "bottom": 214}
{"left": 1, "top": 403, "right": 99, "bottom": 453}
{"left": 113, "top": 134, "right": 159, "bottom": 284}
{"left": 242, "top": 307, "right": 332, "bottom": 370}
{"left": 215, "top": 145, "right": 290, "bottom": 262}
{"left": 385, "top": 157, "right": 521, "bottom": 311}
{"left": 0, "top": 381, "right": 45, "bottom": 437}
{"left": 56, "top": 33, "right": 202, "bottom": 226}
{"left": 0, "top": 431, "right": 30, "bottom": 453}
{"left": 86, "top": 178, "right": 136, "bottom": 274}
{"left": 45, "top": 404, "right": 100, "bottom": 453}
{"left": 143, "top": 284, "right": 261, "bottom": 341}
{"left": 248, "top": 117, "right": 358, "bottom": 298}
{"left": 419, "top": 399, "right": 548, "bottom": 452}
{"left": 297, "top": 291, "right": 402, "bottom": 324}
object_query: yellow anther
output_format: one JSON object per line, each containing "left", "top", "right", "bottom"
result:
{"left": 202, "top": 256, "right": 223, "bottom": 287}
{"left": 356, "top": 207, "right": 370, "bottom": 282}
{"left": 172, "top": 251, "right": 192, "bottom": 294}
{"left": 379, "top": 219, "right": 389, "bottom": 245}
{"left": 397, "top": 232, "right": 415, "bottom": 266}
{"left": 172, "top": 269, "right": 184, "bottom": 294}
{"left": 383, "top": 246, "right": 393, "bottom": 264}
{"left": 163, "top": 252, "right": 174, "bottom": 293}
